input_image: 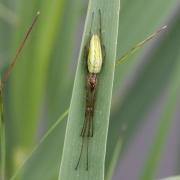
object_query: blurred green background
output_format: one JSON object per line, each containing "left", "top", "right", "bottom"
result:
{"left": 0, "top": 0, "right": 180, "bottom": 179}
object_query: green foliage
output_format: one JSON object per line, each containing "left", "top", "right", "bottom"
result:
{"left": 0, "top": 0, "right": 180, "bottom": 179}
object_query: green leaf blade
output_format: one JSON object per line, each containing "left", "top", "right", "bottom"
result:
{"left": 58, "top": 0, "right": 120, "bottom": 179}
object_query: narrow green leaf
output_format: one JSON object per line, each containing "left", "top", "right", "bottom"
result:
{"left": 114, "top": 0, "right": 178, "bottom": 92}
{"left": 116, "top": 25, "right": 167, "bottom": 65}
{"left": 59, "top": 0, "right": 120, "bottom": 179}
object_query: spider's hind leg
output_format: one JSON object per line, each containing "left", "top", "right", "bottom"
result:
{"left": 89, "top": 117, "right": 93, "bottom": 137}
{"left": 98, "top": 9, "right": 106, "bottom": 61}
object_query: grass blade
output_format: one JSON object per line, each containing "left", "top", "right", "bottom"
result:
{"left": 58, "top": 0, "right": 120, "bottom": 179}
{"left": 116, "top": 25, "right": 167, "bottom": 64}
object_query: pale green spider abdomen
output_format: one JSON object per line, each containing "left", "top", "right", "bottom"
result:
{"left": 87, "top": 34, "right": 102, "bottom": 74}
